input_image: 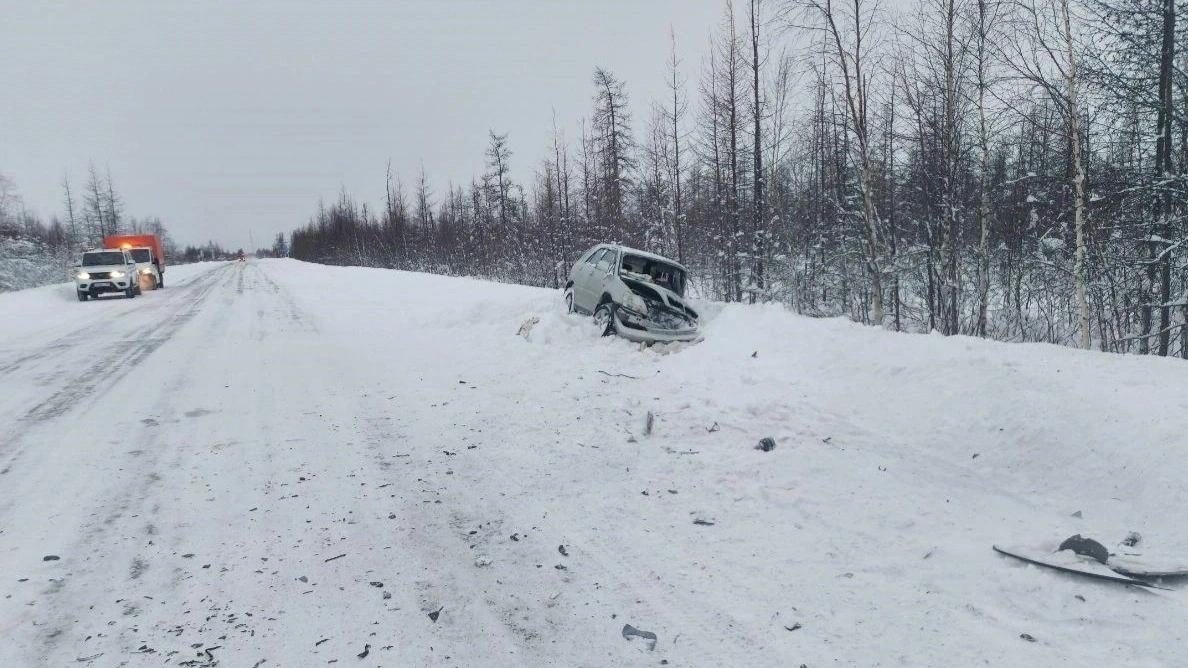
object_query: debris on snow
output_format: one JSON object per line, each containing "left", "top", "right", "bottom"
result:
{"left": 428, "top": 606, "right": 443, "bottom": 622}
{"left": 597, "top": 370, "right": 642, "bottom": 380}
{"left": 1058, "top": 534, "right": 1109, "bottom": 565}
{"left": 756, "top": 437, "right": 776, "bottom": 452}
{"left": 517, "top": 316, "right": 541, "bottom": 339}
{"left": 621, "top": 624, "right": 658, "bottom": 650}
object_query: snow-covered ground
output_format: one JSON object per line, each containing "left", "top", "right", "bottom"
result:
{"left": 1, "top": 258, "right": 1186, "bottom": 667}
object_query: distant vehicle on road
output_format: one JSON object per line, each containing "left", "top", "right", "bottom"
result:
{"left": 564, "top": 243, "right": 700, "bottom": 344}
{"left": 104, "top": 234, "right": 166, "bottom": 289}
{"left": 74, "top": 249, "right": 141, "bottom": 301}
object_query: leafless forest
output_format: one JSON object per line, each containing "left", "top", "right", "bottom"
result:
{"left": 286, "top": 0, "right": 1187, "bottom": 357}
{"left": 3, "top": 0, "right": 1185, "bottom": 357}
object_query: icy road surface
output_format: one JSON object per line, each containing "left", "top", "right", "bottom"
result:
{"left": 1, "top": 259, "right": 1187, "bottom": 667}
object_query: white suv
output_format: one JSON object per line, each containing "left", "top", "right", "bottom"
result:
{"left": 74, "top": 249, "right": 141, "bottom": 301}
{"left": 564, "top": 244, "right": 699, "bottom": 343}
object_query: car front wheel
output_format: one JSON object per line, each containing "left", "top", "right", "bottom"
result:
{"left": 593, "top": 303, "right": 617, "bottom": 337}
{"left": 77, "top": 291, "right": 88, "bottom": 302}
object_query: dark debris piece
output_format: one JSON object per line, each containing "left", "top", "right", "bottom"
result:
{"left": 1058, "top": 534, "right": 1109, "bottom": 565}
{"left": 357, "top": 644, "right": 370, "bottom": 659}
{"left": 558, "top": 545, "right": 568, "bottom": 557}
{"left": 428, "top": 606, "right": 444, "bottom": 622}
{"left": 755, "top": 437, "right": 776, "bottom": 452}
{"left": 43, "top": 555, "right": 60, "bottom": 561}
{"left": 621, "top": 624, "right": 658, "bottom": 651}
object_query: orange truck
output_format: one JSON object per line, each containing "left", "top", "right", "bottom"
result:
{"left": 104, "top": 234, "right": 166, "bottom": 289}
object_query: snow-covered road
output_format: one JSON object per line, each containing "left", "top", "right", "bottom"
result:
{"left": 1, "top": 259, "right": 1186, "bottom": 667}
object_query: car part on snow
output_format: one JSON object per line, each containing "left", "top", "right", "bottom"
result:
{"left": 756, "top": 437, "right": 776, "bottom": 452}
{"left": 995, "top": 534, "right": 1188, "bottom": 587}
{"left": 621, "top": 624, "right": 658, "bottom": 650}
{"left": 993, "top": 544, "right": 1169, "bottom": 589}
{"left": 1058, "top": 534, "right": 1109, "bottom": 564}
{"left": 517, "top": 316, "right": 540, "bottom": 339}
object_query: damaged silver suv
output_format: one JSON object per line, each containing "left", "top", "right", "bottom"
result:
{"left": 565, "top": 244, "right": 699, "bottom": 343}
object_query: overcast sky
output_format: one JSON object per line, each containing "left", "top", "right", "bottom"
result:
{"left": 0, "top": 0, "right": 732, "bottom": 250}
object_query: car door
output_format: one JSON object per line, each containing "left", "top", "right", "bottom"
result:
{"left": 590, "top": 247, "right": 619, "bottom": 303}
{"left": 573, "top": 248, "right": 606, "bottom": 312}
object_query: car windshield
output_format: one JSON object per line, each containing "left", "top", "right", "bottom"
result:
{"left": 82, "top": 251, "right": 126, "bottom": 266}
{"left": 129, "top": 248, "right": 152, "bottom": 262}
{"left": 619, "top": 253, "right": 686, "bottom": 296}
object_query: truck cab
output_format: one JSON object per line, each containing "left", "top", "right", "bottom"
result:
{"left": 74, "top": 249, "right": 141, "bottom": 301}
{"left": 104, "top": 234, "right": 166, "bottom": 289}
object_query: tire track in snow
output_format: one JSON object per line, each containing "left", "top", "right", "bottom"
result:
{"left": 5, "top": 263, "right": 264, "bottom": 665}
{"left": 0, "top": 264, "right": 233, "bottom": 474}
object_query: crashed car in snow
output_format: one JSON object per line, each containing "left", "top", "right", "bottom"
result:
{"left": 564, "top": 243, "right": 699, "bottom": 343}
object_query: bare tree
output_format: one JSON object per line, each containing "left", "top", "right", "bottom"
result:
{"left": 485, "top": 131, "right": 515, "bottom": 230}
{"left": 664, "top": 27, "right": 689, "bottom": 264}
{"left": 786, "top": 0, "right": 887, "bottom": 324}
{"left": 748, "top": 0, "right": 769, "bottom": 301}
{"left": 591, "top": 67, "right": 635, "bottom": 241}
{"left": 1001, "top": 0, "right": 1091, "bottom": 348}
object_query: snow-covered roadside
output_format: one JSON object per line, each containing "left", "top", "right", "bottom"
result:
{"left": 0, "top": 258, "right": 1185, "bottom": 667}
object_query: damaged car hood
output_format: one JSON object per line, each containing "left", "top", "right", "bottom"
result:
{"left": 622, "top": 277, "right": 699, "bottom": 321}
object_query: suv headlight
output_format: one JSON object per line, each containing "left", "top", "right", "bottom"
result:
{"left": 111, "top": 270, "right": 126, "bottom": 278}
{"left": 75, "top": 271, "right": 90, "bottom": 279}
{"left": 621, "top": 292, "right": 648, "bottom": 315}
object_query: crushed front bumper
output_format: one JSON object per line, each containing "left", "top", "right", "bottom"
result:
{"left": 612, "top": 310, "right": 700, "bottom": 344}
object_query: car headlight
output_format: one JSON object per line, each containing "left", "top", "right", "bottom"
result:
{"left": 75, "top": 272, "right": 90, "bottom": 279}
{"left": 622, "top": 292, "right": 648, "bottom": 315}
{"left": 111, "top": 271, "right": 125, "bottom": 278}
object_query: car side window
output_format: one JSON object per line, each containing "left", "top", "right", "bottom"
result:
{"left": 596, "top": 249, "right": 617, "bottom": 272}
{"left": 585, "top": 249, "right": 606, "bottom": 266}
